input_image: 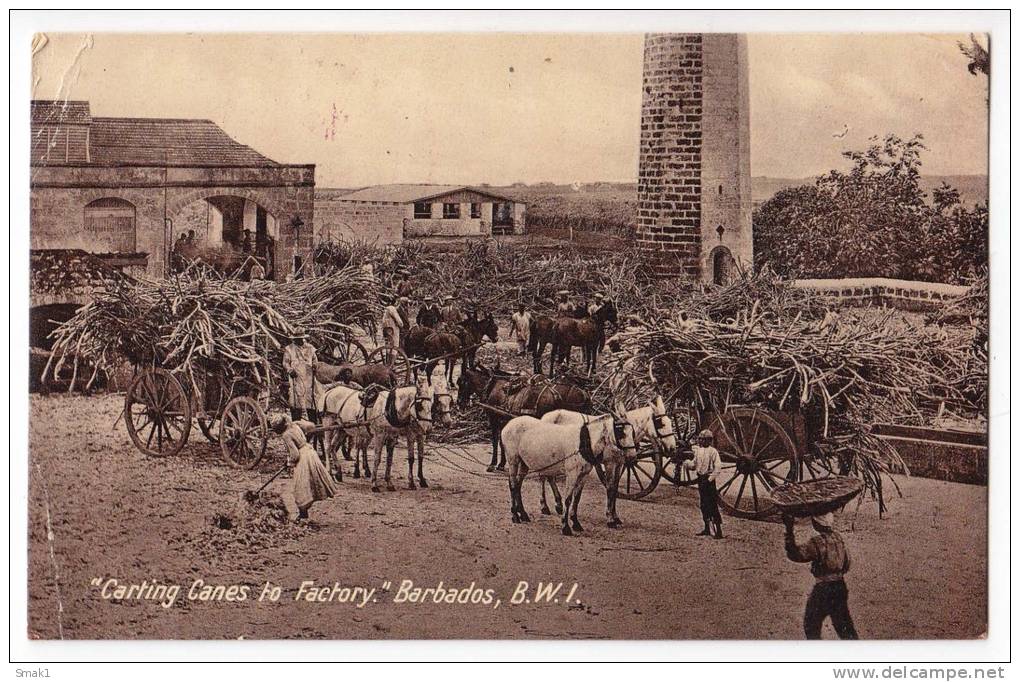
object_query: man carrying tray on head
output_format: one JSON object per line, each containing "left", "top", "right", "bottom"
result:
{"left": 783, "top": 511, "right": 859, "bottom": 640}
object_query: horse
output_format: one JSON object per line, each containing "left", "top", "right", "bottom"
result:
{"left": 456, "top": 364, "right": 589, "bottom": 513}
{"left": 527, "top": 314, "right": 558, "bottom": 374}
{"left": 315, "top": 361, "right": 397, "bottom": 389}
{"left": 542, "top": 397, "right": 677, "bottom": 529}
{"left": 318, "top": 382, "right": 371, "bottom": 481}
{"left": 362, "top": 375, "right": 453, "bottom": 491}
{"left": 501, "top": 413, "right": 637, "bottom": 535}
{"left": 550, "top": 300, "right": 618, "bottom": 376}
{"left": 404, "top": 325, "right": 461, "bottom": 385}
{"left": 455, "top": 313, "right": 498, "bottom": 370}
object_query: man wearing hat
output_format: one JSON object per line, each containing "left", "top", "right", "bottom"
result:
{"left": 555, "top": 290, "right": 573, "bottom": 317}
{"left": 587, "top": 292, "right": 605, "bottom": 317}
{"left": 381, "top": 298, "right": 406, "bottom": 349}
{"left": 416, "top": 295, "right": 442, "bottom": 329}
{"left": 282, "top": 330, "right": 320, "bottom": 423}
{"left": 510, "top": 303, "right": 532, "bottom": 356}
{"left": 682, "top": 429, "right": 724, "bottom": 539}
{"left": 784, "top": 512, "right": 858, "bottom": 639}
{"left": 440, "top": 295, "right": 464, "bottom": 326}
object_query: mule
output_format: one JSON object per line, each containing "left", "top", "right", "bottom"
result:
{"left": 315, "top": 361, "right": 397, "bottom": 389}
{"left": 527, "top": 314, "right": 558, "bottom": 374}
{"left": 362, "top": 375, "right": 453, "bottom": 491}
{"left": 318, "top": 382, "right": 374, "bottom": 481}
{"left": 542, "top": 397, "right": 676, "bottom": 528}
{"left": 501, "top": 413, "right": 637, "bottom": 535}
{"left": 455, "top": 313, "right": 498, "bottom": 370}
{"left": 405, "top": 325, "right": 461, "bottom": 385}
{"left": 550, "top": 300, "right": 618, "bottom": 377}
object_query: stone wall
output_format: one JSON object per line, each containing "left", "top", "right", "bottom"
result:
{"left": 30, "top": 164, "right": 315, "bottom": 280}
{"left": 313, "top": 192, "right": 405, "bottom": 245}
{"left": 793, "top": 278, "right": 968, "bottom": 313}
{"left": 636, "top": 33, "right": 751, "bottom": 281}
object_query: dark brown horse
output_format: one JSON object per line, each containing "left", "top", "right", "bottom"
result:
{"left": 455, "top": 313, "right": 499, "bottom": 370}
{"left": 551, "top": 300, "right": 618, "bottom": 376}
{"left": 527, "top": 314, "right": 558, "bottom": 374}
{"left": 404, "top": 325, "right": 461, "bottom": 384}
{"left": 315, "top": 361, "right": 397, "bottom": 389}
{"left": 457, "top": 364, "right": 589, "bottom": 515}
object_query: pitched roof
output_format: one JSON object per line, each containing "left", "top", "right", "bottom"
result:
{"left": 88, "top": 117, "right": 279, "bottom": 167}
{"left": 29, "top": 100, "right": 280, "bottom": 167}
{"left": 31, "top": 100, "right": 92, "bottom": 125}
{"left": 337, "top": 184, "right": 514, "bottom": 203}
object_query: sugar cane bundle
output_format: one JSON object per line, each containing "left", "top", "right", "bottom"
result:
{"left": 770, "top": 477, "right": 864, "bottom": 518}
{"left": 44, "top": 265, "right": 380, "bottom": 398}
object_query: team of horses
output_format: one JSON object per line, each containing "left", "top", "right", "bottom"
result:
{"left": 306, "top": 297, "right": 681, "bottom": 536}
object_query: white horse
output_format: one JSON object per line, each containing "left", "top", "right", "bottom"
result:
{"left": 501, "top": 413, "right": 637, "bottom": 535}
{"left": 543, "top": 396, "right": 677, "bottom": 528}
{"left": 318, "top": 383, "right": 372, "bottom": 481}
{"left": 363, "top": 374, "right": 453, "bottom": 491}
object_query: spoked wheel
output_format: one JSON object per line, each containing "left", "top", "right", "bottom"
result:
{"left": 708, "top": 406, "right": 799, "bottom": 520}
{"left": 367, "top": 346, "right": 412, "bottom": 385}
{"left": 661, "top": 450, "right": 698, "bottom": 487}
{"left": 219, "top": 396, "right": 268, "bottom": 469}
{"left": 197, "top": 417, "right": 219, "bottom": 443}
{"left": 616, "top": 445, "right": 662, "bottom": 500}
{"left": 124, "top": 369, "right": 192, "bottom": 457}
{"left": 331, "top": 337, "right": 369, "bottom": 365}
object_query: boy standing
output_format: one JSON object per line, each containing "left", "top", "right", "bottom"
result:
{"left": 682, "top": 429, "right": 723, "bottom": 539}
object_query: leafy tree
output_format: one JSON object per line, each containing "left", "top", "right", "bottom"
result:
{"left": 753, "top": 134, "right": 987, "bottom": 284}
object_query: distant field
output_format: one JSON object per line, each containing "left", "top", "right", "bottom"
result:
{"left": 485, "top": 175, "right": 988, "bottom": 236}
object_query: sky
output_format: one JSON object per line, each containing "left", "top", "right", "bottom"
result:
{"left": 31, "top": 32, "right": 989, "bottom": 187}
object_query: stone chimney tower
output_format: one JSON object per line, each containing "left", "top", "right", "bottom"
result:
{"left": 636, "top": 33, "right": 752, "bottom": 282}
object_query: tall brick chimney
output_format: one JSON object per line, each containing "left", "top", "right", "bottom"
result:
{"left": 636, "top": 33, "right": 752, "bottom": 282}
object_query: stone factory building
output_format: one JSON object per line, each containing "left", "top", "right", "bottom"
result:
{"left": 636, "top": 33, "right": 752, "bottom": 283}
{"left": 30, "top": 100, "right": 316, "bottom": 281}
{"left": 314, "top": 184, "right": 526, "bottom": 245}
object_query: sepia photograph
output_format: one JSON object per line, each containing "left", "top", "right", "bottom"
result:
{"left": 10, "top": 9, "right": 1009, "bottom": 670}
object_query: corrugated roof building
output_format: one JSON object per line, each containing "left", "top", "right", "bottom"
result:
{"left": 30, "top": 100, "right": 315, "bottom": 282}
{"left": 314, "top": 184, "right": 526, "bottom": 246}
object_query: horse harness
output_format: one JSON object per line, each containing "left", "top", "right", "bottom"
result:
{"left": 579, "top": 416, "right": 636, "bottom": 467}
{"left": 651, "top": 410, "right": 675, "bottom": 441}
{"left": 383, "top": 385, "right": 440, "bottom": 427}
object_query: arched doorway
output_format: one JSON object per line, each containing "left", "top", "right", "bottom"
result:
{"left": 172, "top": 195, "right": 279, "bottom": 280}
{"left": 710, "top": 246, "right": 734, "bottom": 286}
{"left": 83, "top": 197, "right": 136, "bottom": 253}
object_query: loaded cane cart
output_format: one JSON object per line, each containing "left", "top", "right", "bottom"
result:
{"left": 123, "top": 358, "right": 275, "bottom": 469}
{"left": 615, "top": 382, "right": 844, "bottom": 520}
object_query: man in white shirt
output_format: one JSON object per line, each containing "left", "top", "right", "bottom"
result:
{"left": 682, "top": 429, "right": 724, "bottom": 539}
{"left": 510, "top": 304, "right": 532, "bottom": 356}
{"left": 381, "top": 299, "right": 406, "bottom": 349}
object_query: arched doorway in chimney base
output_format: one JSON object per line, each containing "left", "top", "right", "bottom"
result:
{"left": 709, "top": 246, "right": 735, "bottom": 286}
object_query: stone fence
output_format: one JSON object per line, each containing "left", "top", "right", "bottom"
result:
{"left": 792, "top": 277, "right": 968, "bottom": 313}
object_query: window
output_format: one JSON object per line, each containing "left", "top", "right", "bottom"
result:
{"left": 470, "top": 203, "right": 481, "bottom": 219}
{"left": 443, "top": 203, "right": 460, "bottom": 219}
{"left": 413, "top": 201, "right": 431, "bottom": 219}
{"left": 83, "top": 198, "right": 136, "bottom": 252}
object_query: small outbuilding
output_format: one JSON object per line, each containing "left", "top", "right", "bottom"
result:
{"left": 314, "top": 184, "right": 526, "bottom": 245}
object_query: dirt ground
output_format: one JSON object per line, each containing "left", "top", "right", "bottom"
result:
{"left": 27, "top": 393, "right": 986, "bottom": 640}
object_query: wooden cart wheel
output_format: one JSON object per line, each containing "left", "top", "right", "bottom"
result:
{"left": 197, "top": 417, "right": 219, "bottom": 444}
{"left": 367, "top": 345, "right": 412, "bottom": 385}
{"left": 660, "top": 450, "right": 698, "bottom": 487}
{"left": 124, "top": 368, "right": 192, "bottom": 457}
{"left": 331, "top": 337, "right": 369, "bottom": 365}
{"left": 660, "top": 406, "right": 698, "bottom": 487}
{"left": 615, "top": 444, "right": 662, "bottom": 500}
{"left": 219, "top": 397, "right": 268, "bottom": 469}
{"left": 708, "top": 406, "right": 799, "bottom": 520}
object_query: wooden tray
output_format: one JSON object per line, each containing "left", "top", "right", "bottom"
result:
{"left": 770, "top": 477, "right": 863, "bottom": 517}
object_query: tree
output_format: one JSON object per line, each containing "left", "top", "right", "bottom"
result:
{"left": 753, "top": 134, "right": 987, "bottom": 284}
{"left": 958, "top": 34, "right": 990, "bottom": 77}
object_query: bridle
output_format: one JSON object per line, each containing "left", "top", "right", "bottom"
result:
{"left": 610, "top": 418, "right": 637, "bottom": 454}
{"left": 412, "top": 391, "right": 434, "bottom": 424}
{"left": 651, "top": 410, "right": 675, "bottom": 441}
{"left": 431, "top": 390, "right": 452, "bottom": 422}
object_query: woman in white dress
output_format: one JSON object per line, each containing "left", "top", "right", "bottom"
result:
{"left": 270, "top": 415, "right": 336, "bottom": 521}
